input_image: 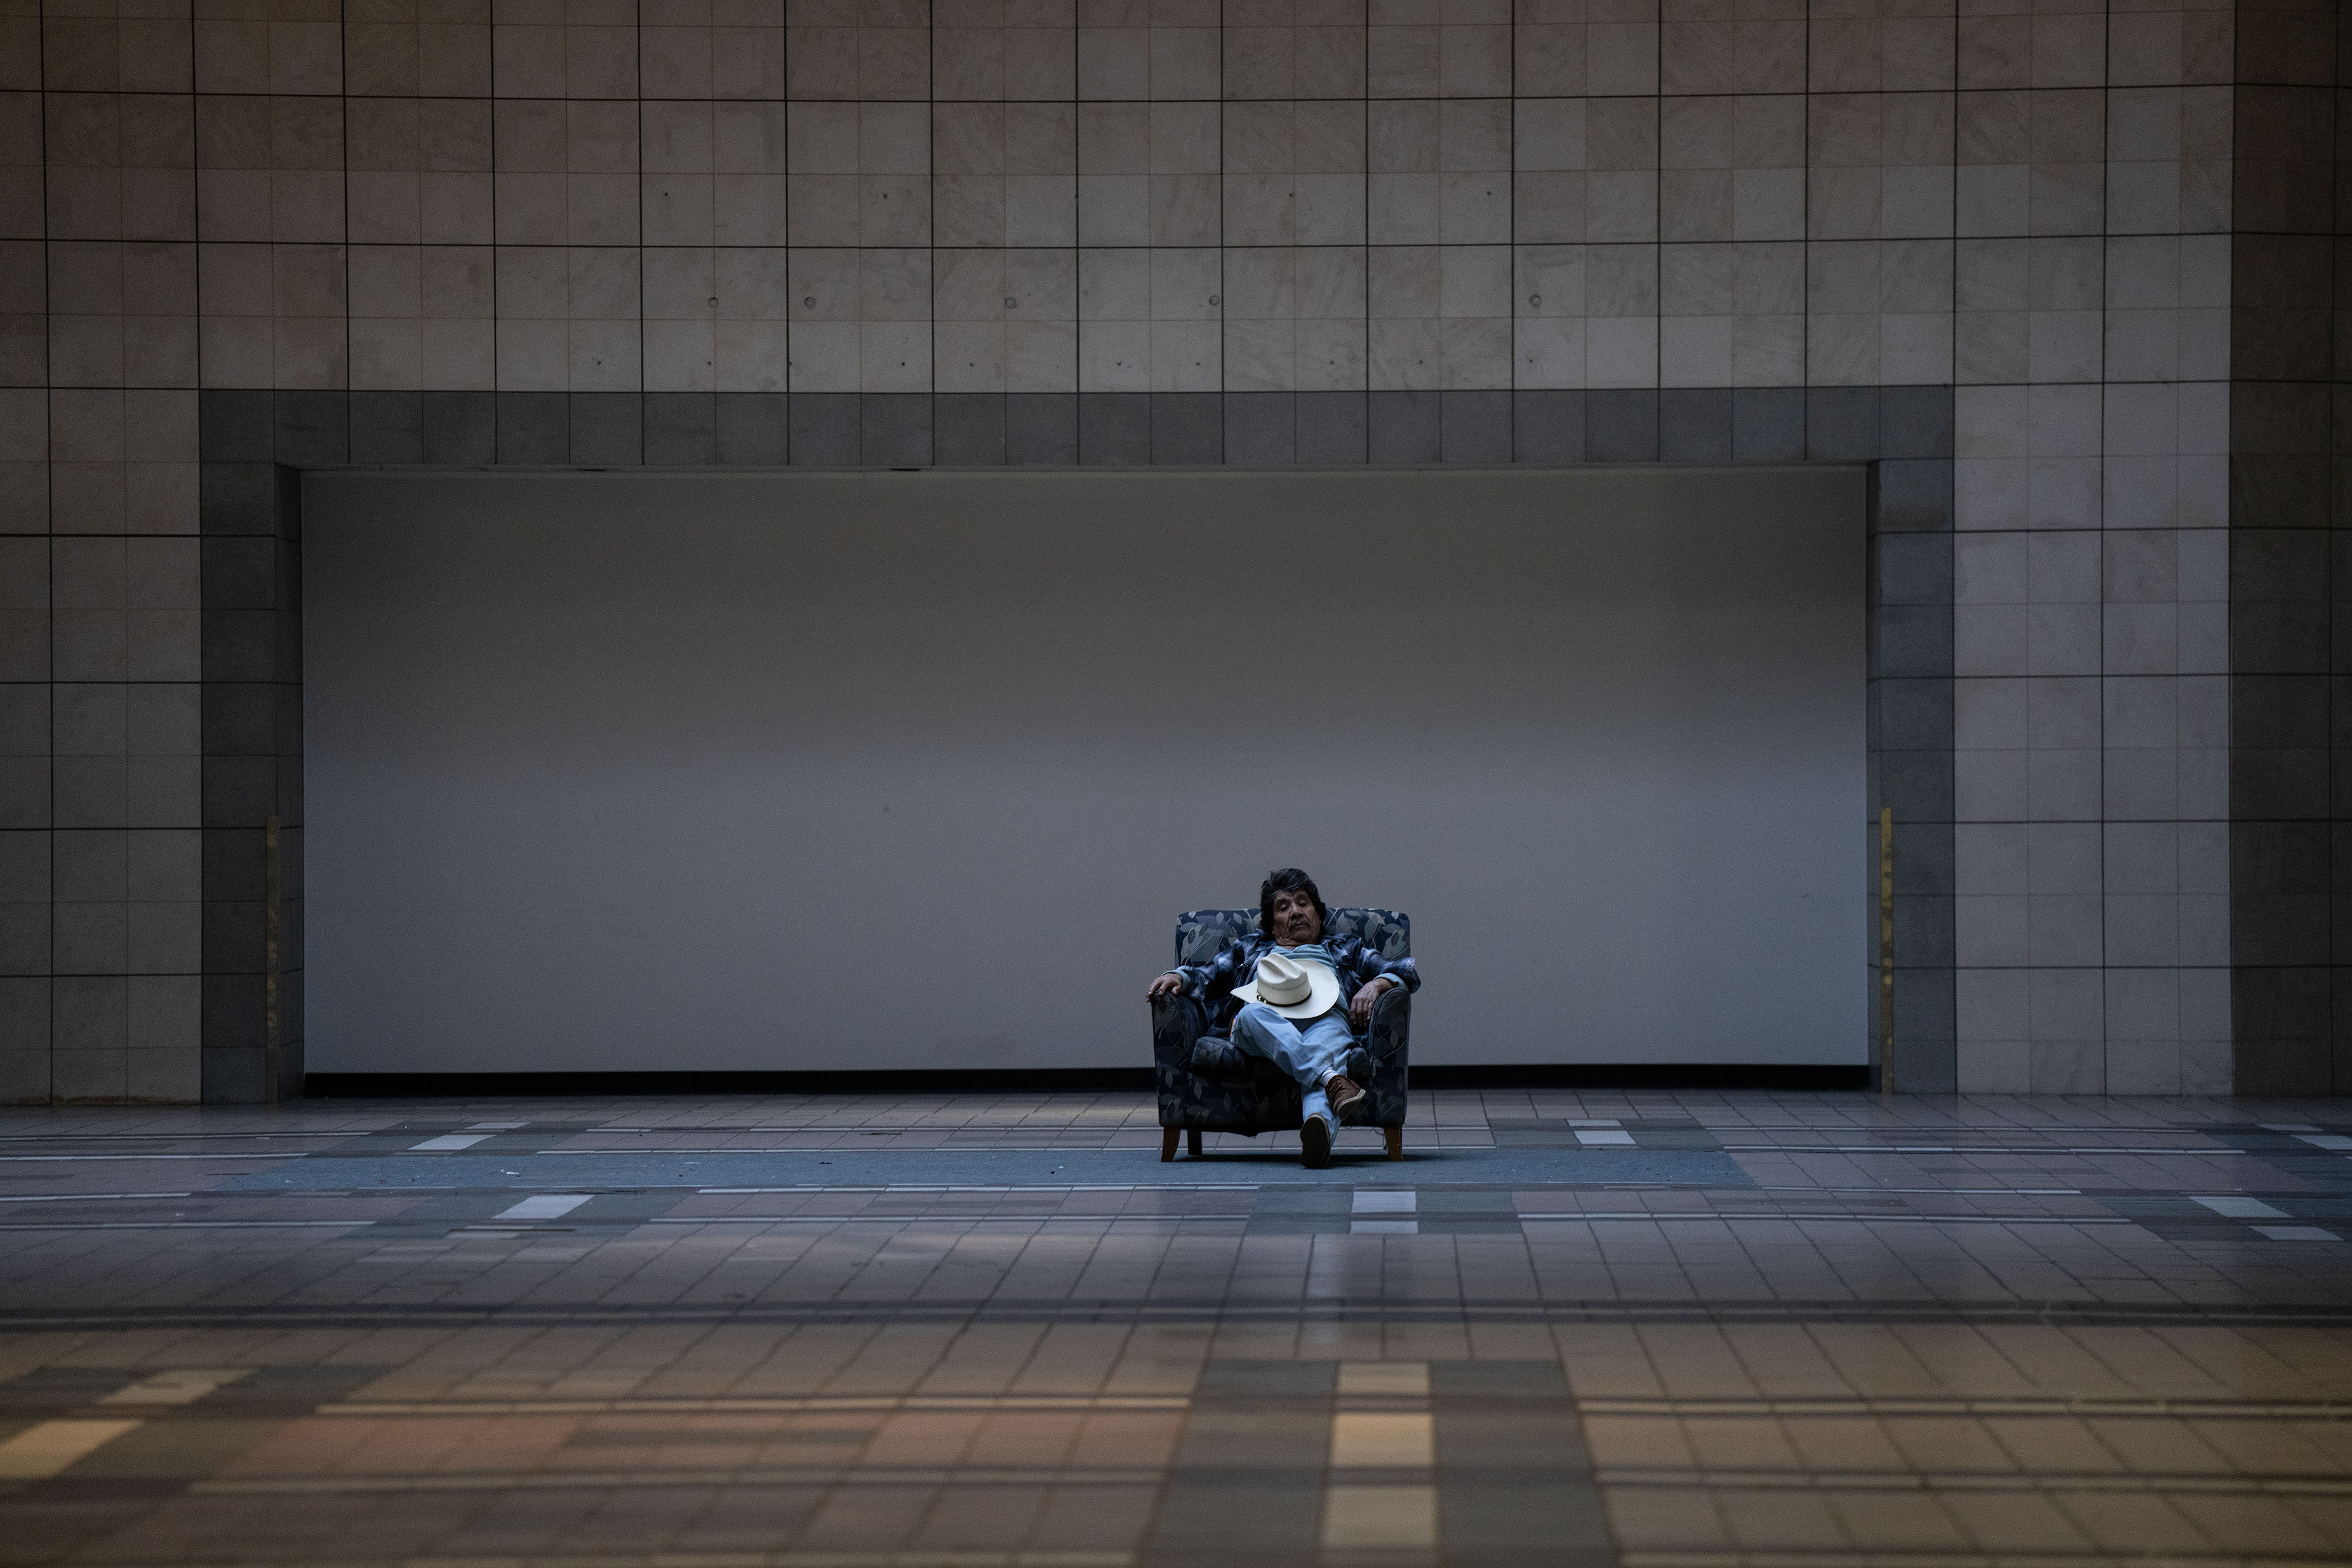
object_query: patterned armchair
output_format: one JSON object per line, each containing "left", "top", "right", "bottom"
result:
{"left": 1151, "top": 908, "right": 1411, "bottom": 1161}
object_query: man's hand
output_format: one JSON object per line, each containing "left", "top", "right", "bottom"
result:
{"left": 1349, "top": 977, "right": 1395, "bottom": 1027}
{"left": 1147, "top": 972, "right": 1185, "bottom": 1001}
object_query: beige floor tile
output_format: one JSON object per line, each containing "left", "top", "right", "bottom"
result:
{"left": 216, "top": 1415, "right": 379, "bottom": 1477}
{"left": 1297, "top": 1319, "right": 1388, "bottom": 1361}
{"left": 1029, "top": 1482, "right": 1159, "bottom": 1549}
{"left": 2185, "top": 1416, "right": 2344, "bottom": 1475}
{"left": 0, "top": 1419, "right": 142, "bottom": 1480}
{"left": 1679, "top": 1416, "right": 1802, "bottom": 1470}
{"left": 1010, "top": 1324, "right": 1131, "bottom": 1395}
{"left": 2052, "top": 1490, "right": 2207, "bottom": 1554}
{"left": 1068, "top": 1410, "right": 1184, "bottom": 1468}
{"left": 1719, "top": 1323, "right": 1853, "bottom": 1396}
{"left": 1583, "top": 1415, "right": 1698, "bottom": 1469}
{"left": 1981, "top": 1326, "right": 2141, "bottom": 1398}
{"left": 863, "top": 1409, "right": 989, "bottom": 1466}
{"left": 1885, "top": 1323, "right": 2041, "bottom": 1396}
{"left": 2243, "top": 1327, "right": 2352, "bottom": 1389}
{"left": 914, "top": 1321, "right": 1050, "bottom": 1395}
{"left": 842, "top": 1328, "right": 978, "bottom": 1396}
{"left": 1464, "top": 1320, "right": 1557, "bottom": 1360}
{"left": 1982, "top": 1415, "right": 2128, "bottom": 1474}
{"left": 908, "top": 1481, "right": 1051, "bottom": 1549}
{"left": 1208, "top": 1321, "right": 1301, "bottom": 1361}
{"left": 1331, "top": 1411, "right": 1435, "bottom": 1467}
{"left": 1638, "top": 1325, "right": 1762, "bottom": 1399}
{"left": 1101, "top": 1324, "right": 1214, "bottom": 1396}
{"left": 1557, "top": 1324, "right": 1665, "bottom": 1398}
{"left": 2279, "top": 1416, "right": 2352, "bottom": 1470}
{"left": 2068, "top": 1325, "right": 2243, "bottom": 1399}
{"left": 970, "top": 1410, "right": 1087, "bottom": 1466}
{"left": 793, "top": 1481, "right": 938, "bottom": 1552}
{"left": 2080, "top": 1413, "right": 2230, "bottom": 1473}
{"left": 1823, "top": 1487, "right": 1973, "bottom": 1551}
{"left": 1712, "top": 1486, "right": 1852, "bottom": 1550}
{"left": 2173, "top": 1493, "right": 2348, "bottom": 1556}
{"left": 16, "top": 1091, "right": 2352, "bottom": 1566}
{"left": 1322, "top": 1482, "right": 1437, "bottom": 1550}
{"left": 1779, "top": 1415, "right": 1904, "bottom": 1472}
{"left": 1939, "top": 1488, "right": 2099, "bottom": 1553}
{"left": 2279, "top": 1495, "right": 2352, "bottom": 1551}
{"left": 1881, "top": 1415, "right": 2017, "bottom": 1473}
{"left": 1381, "top": 1321, "right": 1473, "bottom": 1362}
{"left": 1808, "top": 1323, "right": 1947, "bottom": 1397}
{"left": 1604, "top": 1485, "right": 1733, "bottom": 1550}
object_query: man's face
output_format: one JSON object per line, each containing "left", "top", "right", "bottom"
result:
{"left": 1268, "top": 888, "right": 1323, "bottom": 946}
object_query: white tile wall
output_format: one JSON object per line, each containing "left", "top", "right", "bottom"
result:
{"left": 1, "top": 0, "right": 2252, "bottom": 1095}
{"left": 1942, "top": 0, "right": 2234, "bottom": 1095}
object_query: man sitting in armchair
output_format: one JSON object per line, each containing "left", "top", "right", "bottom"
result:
{"left": 1145, "top": 868, "right": 1421, "bottom": 1167}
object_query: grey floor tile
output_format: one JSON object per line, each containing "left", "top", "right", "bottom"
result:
{"left": 4, "top": 1089, "right": 2351, "bottom": 1564}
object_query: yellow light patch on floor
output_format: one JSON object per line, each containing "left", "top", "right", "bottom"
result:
{"left": 99, "top": 1368, "right": 250, "bottom": 1405}
{"left": 1329, "top": 1412, "right": 1435, "bottom": 1468}
{"left": 0, "top": 1419, "right": 142, "bottom": 1479}
{"left": 1337, "top": 1361, "right": 1431, "bottom": 1398}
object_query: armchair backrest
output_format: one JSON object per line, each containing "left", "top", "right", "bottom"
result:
{"left": 1175, "top": 908, "right": 1411, "bottom": 967}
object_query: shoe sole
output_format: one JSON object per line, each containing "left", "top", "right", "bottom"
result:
{"left": 1300, "top": 1116, "right": 1331, "bottom": 1168}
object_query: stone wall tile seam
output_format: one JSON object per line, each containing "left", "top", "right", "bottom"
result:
{"left": 9, "top": 9, "right": 2267, "bottom": 1098}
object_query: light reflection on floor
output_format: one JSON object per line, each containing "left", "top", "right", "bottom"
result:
{"left": 1, "top": 1088, "right": 2350, "bottom": 1566}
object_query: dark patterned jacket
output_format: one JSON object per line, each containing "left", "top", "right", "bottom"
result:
{"left": 1172, "top": 932, "right": 1421, "bottom": 1039}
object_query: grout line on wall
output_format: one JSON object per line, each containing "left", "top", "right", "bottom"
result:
{"left": 636, "top": 0, "right": 646, "bottom": 459}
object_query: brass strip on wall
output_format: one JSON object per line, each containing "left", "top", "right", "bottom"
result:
{"left": 1877, "top": 806, "right": 1894, "bottom": 1095}
{"left": 265, "top": 813, "right": 281, "bottom": 1105}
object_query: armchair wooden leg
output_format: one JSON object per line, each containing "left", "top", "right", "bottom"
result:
{"left": 1188, "top": 1129, "right": 1202, "bottom": 1157}
{"left": 1384, "top": 1126, "right": 1404, "bottom": 1161}
{"left": 1161, "top": 1128, "right": 1179, "bottom": 1163}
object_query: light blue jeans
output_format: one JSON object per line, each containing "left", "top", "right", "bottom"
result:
{"left": 1232, "top": 1002, "right": 1355, "bottom": 1126}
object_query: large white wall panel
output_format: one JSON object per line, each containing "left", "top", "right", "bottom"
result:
{"left": 304, "top": 467, "right": 1866, "bottom": 1072}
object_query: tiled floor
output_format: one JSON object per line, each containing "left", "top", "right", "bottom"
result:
{"left": 4, "top": 1089, "right": 2352, "bottom": 1566}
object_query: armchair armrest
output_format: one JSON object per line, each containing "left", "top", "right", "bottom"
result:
{"left": 1151, "top": 993, "right": 1210, "bottom": 1135}
{"left": 1364, "top": 985, "right": 1410, "bottom": 1128}
{"left": 1151, "top": 993, "right": 1206, "bottom": 1074}
{"left": 1369, "top": 984, "right": 1411, "bottom": 1061}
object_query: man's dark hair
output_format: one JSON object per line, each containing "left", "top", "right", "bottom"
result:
{"left": 1259, "top": 868, "right": 1328, "bottom": 930}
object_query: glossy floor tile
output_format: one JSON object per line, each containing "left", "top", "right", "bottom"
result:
{"left": 3, "top": 1089, "right": 2351, "bottom": 1565}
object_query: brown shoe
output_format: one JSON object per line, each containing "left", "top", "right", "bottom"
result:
{"left": 1327, "top": 1075, "right": 1366, "bottom": 1117}
{"left": 1300, "top": 1114, "right": 1332, "bottom": 1168}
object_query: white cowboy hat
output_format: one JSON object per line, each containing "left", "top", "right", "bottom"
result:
{"left": 1231, "top": 951, "right": 1342, "bottom": 1021}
